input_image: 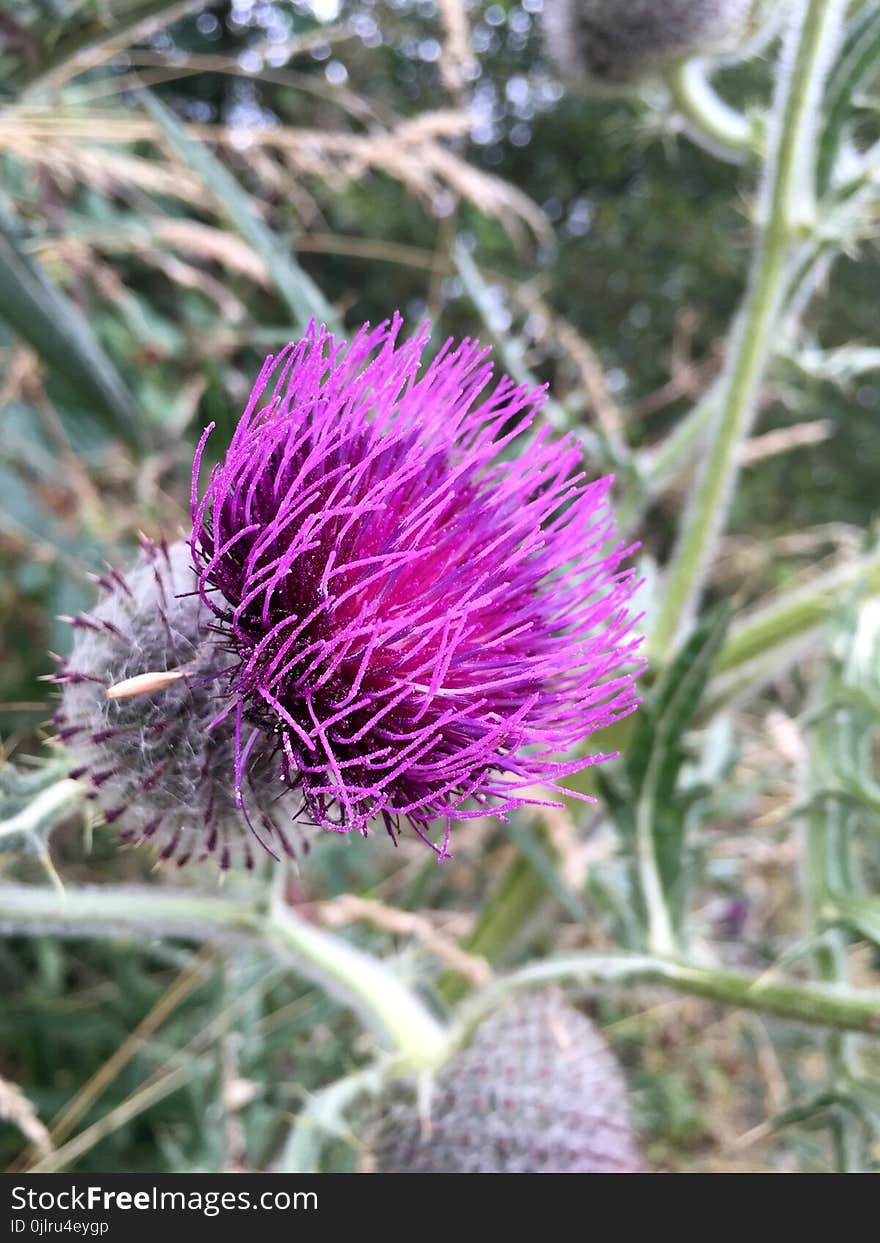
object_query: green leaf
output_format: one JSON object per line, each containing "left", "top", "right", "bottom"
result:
{"left": 141, "top": 90, "right": 340, "bottom": 335}
{"left": 602, "top": 606, "right": 731, "bottom": 937}
{"left": 817, "top": 0, "right": 880, "bottom": 195}
{"left": 829, "top": 893, "right": 880, "bottom": 946}
{"left": 0, "top": 200, "right": 142, "bottom": 445}
{"left": 505, "top": 817, "right": 587, "bottom": 922}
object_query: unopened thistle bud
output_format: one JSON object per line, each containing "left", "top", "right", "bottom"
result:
{"left": 543, "top": 0, "right": 755, "bottom": 87}
{"left": 370, "top": 993, "right": 643, "bottom": 1173}
{"left": 53, "top": 539, "right": 300, "bottom": 868}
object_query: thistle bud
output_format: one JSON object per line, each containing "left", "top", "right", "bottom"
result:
{"left": 543, "top": 0, "right": 755, "bottom": 87}
{"left": 53, "top": 539, "right": 301, "bottom": 868}
{"left": 370, "top": 993, "right": 643, "bottom": 1173}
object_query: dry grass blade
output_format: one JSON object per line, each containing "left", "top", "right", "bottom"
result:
{"left": 142, "top": 87, "right": 338, "bottom": 332}
{"left": 107, "top": 48, "right": 391, "bottom": 126}
{"left": 318, "top": 894, "right": 493, "bottom": 988}
{"left": 24, "top": 963, "right": 284, "bottom": 1175}
{"left": 2, "top": 134, "right": 205, "bottom": 200}
{"left": 140, "top": 218, "right": 271, "bottom": 283}
{"left": 513, "top": 285, "right": 627, "bottom": 448}
{"left": 21, "top": 1, "right": 207, "bottom": 95}
{"left": 2, "top": 108, "right": 549, "bottom": 243}
{"left": 744, "top": 420, "right": 832, "bottom": 463}
{"left": 8, "top": 951, "right": 213, "bottom": 1172}
{"left": 438, "top": 0, "right": 476, "bottom": 96}
{"left": 0, "top": 1075, "right": 52, "bottom": 1157}
{"left": 36, "top": 219, "right": 270, "bottom": 288}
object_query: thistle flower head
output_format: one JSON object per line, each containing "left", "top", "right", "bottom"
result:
{"left": 543, "top": 0, "right": 753, "bottom": 86}
{"left": 191, "top": 316, "right": 642, "bottom": 858}
{"left": 54, "top": 539, "right": 300, "bottom": 868}
{"left": 371, "top": 993, "right": 643, "bottom": 1173}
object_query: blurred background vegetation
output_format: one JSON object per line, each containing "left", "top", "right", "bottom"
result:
{"left": 1, "top": 0, "right": 879, "bottom": 1174}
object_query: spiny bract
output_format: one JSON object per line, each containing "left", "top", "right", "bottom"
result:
{"left": 54, "top": 539, "right": 300, "bottom": 868}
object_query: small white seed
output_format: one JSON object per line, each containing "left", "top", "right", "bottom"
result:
{"left": 106, "top": 670, "right": 186, "bottom": 700}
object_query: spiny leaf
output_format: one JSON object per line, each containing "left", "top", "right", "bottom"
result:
{"left": 829, "top": 893, "right": 880, "bottom": 947}
{"left": 601, "top": 606, "right": 731, "bottom": 933}
{"left": 817, "top": 0, "right": 880, "bottom": 194}
{"left": 505, "top": 817, "right": 586, "bottom": 922}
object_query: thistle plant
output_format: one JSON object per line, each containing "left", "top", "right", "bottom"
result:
{"left": 1, "top": 0, "right": 880, "bottom": 1177}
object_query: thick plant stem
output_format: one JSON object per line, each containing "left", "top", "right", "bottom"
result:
{"left": 704, "top": 551, "right": 880, "bottom": 713}
{"left": 1, "top": 881, "right": 877, "bottom": 1037}
{"left": 640, "top": 388, "right": 718, "bottom": 495}
{"left": 665, "top": 60, "right": 758, "bottom": 161}
{"left": 266, "top": 895, "right": 448, "bottom": 1070}
{"left": 459, "top": 952, "right": 880, "bottom": 1039}
{"left": 804, "top": 740, "right": 862, "bottom": 1169}
{"left": 0, "top": 778, "right": 84, "bottom": 844}
{"left": 635, "top": 767, "right": 678, "bottom": 958}
{"left": 650, "top": 0, "right": 846, "bottom": 661}
{"left": 715, "top": 551, "right": 880, "bottom": 676}
{"left": 0, "top": 881, "right": 448, "bottom": 1073}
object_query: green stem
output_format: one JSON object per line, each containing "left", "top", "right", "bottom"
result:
{"left": 703, "top": 550, "right": 880, "bottom": 713}
{"left": 0, "top": 777, "right": 84, "bottom": 844}
{"left": 2, "top": 882, "right": 876, "bottom": 1040}
{"left": 267, "top": 895, "right": 448, "bottom": 1070}
{"left": 640, "top": 388, "right": 718, "bottom": 495}
{"left": 441, "top": 548, "right": 880, "bottom": 1005}
{"left": 641, "top": 255, "right": 827, "bottom": 498}
{"left": 650, "top": 0, "right": 846, "bottom": 661}
{"left": 278, "top": 1065, "right": 382, "bottom": 1174}
{"left": 804, "top": 727, "right": 862, "bottom": 1168}
{"left": 715, "top": 551, "right": 880, "bottom": 677}
{"left": 459, "top": 952, "right": 880, "bottom": 1039}
{"left": 665, "top": 60, "right": 758, "bottom": 161}
{"left": 0, "top": 881, "right": 448, "bottom": 1072}
{"left": 635, "top": 756, "right": 678, "bottom": 958}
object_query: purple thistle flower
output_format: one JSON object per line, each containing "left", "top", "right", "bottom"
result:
{"left": 191, "top": 316, "right": 643, "bottom": 859}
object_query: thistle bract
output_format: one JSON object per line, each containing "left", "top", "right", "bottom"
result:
{"left": 55, "top": 539, "right": 300, "bottom": 868}
{"left": 192, "top": 317, "right": 641, "bottom": 858}
{"left": 371, "top": 993, "right": 643, "bottom": 1173}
